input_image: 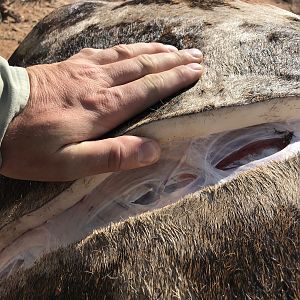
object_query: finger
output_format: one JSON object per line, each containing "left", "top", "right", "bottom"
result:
{"left": 72, "top": 43, "right": 178, "bottom": 65}
{"left": 101, "top": 64, "right": 203, "bottom": 126}
{"left": 58, "top": 136, "right": 161, "bottom": 180}
{"left": 103, "top": 48, "right": 203, "bottom": 86}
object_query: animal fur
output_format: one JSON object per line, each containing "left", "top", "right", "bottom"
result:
{"left": 0, "top": 0, "right": 299, "bottom": 299}
{"left": 0, "top": 155, "right": 299, "bottom": 299}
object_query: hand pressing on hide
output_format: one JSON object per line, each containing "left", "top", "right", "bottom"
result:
{"left": 0, "top": 43, "right": 203, "bottom": 181}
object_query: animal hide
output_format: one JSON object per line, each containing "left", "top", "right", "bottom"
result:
{"left": 0, "top": 0, "right": 299, "bottom": 299}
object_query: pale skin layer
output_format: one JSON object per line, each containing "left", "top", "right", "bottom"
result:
{"left": 0, "top": 43, "right": 203, "bottom": 181}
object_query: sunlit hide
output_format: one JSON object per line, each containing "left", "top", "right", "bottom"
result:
{"left": 0, "top": 0, "right": 299, "bottom": 299}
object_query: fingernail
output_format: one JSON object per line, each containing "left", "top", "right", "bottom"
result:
{"left": 187, "top": 63, "right": 203, "bottom": 71}
{"left": 165, "top": 44, "right": 178, "bottom": 52}
{"left": 184, "top": 48, "right": 203, "bottom": 58}
{"left": 138, "top": 141, "right": 160, "bottom": 165}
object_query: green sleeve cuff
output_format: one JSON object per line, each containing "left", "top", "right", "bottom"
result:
{"left": 0, "top": 56, "right": 30, "bottom": 167}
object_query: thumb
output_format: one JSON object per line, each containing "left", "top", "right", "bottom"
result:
{"left": 59, "top": 136, "right": 161, "bottom": 180}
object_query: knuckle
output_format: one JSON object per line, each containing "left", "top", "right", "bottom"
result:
{"left": 144, "top": 73, "right": 164, "bottom": 92}
{"left": 81, "top": 64, "right": 100, "bottom": 76}
{"left": 67, "top": 63, "right": 100, "bottom": 79}
{"left": 154, "top": 42, "right": 165, "bottom": 48}
{"left": 173, "top": 50, "right": 187, "bottom": 62}
{"left": 150, "top": 42, "right": 166, "bottom": 51}
{"left": 95, "top": 88, "right": 122, "bottom": 113}
{"left": 174, "top": 66, "right": 192, "bottom": 82}
{"left": 107, "top": 142, "right": 124, "bottom": 170}
{"left": 108, "top": 88, "right": 123, "bottom": 103}
{"left": 174, "top": 66, "right": 188, "bottom": 78}
{"left": 138, "top": 54, "right": 156, "bottom": 73}
{"left": 112, "top": 44, "right": 134, "bottom": 59}
{"left": 177, "top": 65, "right": 197, "bottom": 83}
{"left": 79, "top": 47, "right": 95, "bottom": 56}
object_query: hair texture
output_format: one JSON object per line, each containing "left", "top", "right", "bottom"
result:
{"left": 0, "top": 155, "right": 299, "bottom": 299}
{"left": 0, "top": 1, "right": 299, "bottom": 299}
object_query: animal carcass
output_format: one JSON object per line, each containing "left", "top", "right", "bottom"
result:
{"left": 0, "top": 0, "right": 299, "bottom": 298}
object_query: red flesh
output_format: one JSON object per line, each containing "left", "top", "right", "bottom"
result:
{"left": 216, "top": 137, "right": 290, "bottom": 171}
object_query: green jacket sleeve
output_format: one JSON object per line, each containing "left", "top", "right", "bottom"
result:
{"left": 0, "top": 56, "right": 30, "bottom": 166}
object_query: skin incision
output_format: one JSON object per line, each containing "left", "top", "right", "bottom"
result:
{"left": 0, "top": 121, "right": 299, "bottom": 279}
{"left": 215, "top": 133, "right": 293, "bottom": 170}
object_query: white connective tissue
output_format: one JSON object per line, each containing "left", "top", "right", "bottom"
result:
{"left": 1, "top": 121, "right": 300, "bottom": 279}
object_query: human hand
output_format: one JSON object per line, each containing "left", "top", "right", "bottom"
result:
{"left": 0, "top": 43, "right": 203, "bottom": 181}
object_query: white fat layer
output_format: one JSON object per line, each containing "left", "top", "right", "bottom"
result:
{"left": 1, "top": 120, "right": 300, "bottom": 279}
